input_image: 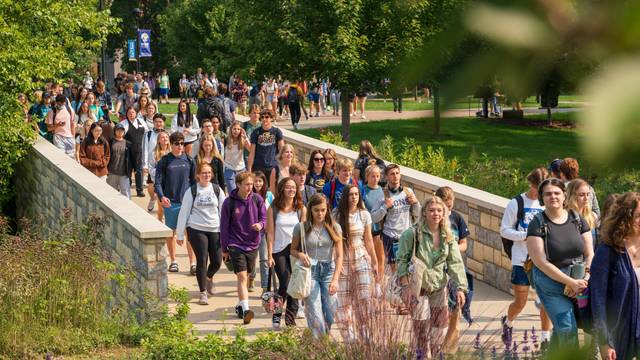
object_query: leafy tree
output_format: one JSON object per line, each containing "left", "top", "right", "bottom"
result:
{"left": 0, "top": 0, "right": 118, "bottom": 210}
{"left": 158, "top": 0, "right": 241, "bottom": 81}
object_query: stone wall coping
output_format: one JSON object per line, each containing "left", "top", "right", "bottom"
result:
{"left": 33, "top": 137, "right": 173, "bottom": 240}
{"left": 281, "top": 128, "right": 510, "bottom": 212}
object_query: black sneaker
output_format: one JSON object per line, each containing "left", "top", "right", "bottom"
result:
{"left": 190, "top": 264, "right": 196, "bottom": 276}
{"left": 501, "top": 316, "right": 513, "bottom": 345}
{"left": 243, "top": 309, "right": 254, "bottom": 325}
{"left": 137, "top": 191, "right": 145, "bottom": 197}
{"left": 235, "top": 305, "right": 243, "bottom": 319}
{"left": 272, "top": 313, "right": 282, "bottom": 330}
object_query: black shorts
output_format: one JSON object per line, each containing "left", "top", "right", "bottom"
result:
{"left": 229, "top": 246, "right": 258, "bottom": 274}
{"left": 382, "top": 233, "right": 400, "bottom": 264}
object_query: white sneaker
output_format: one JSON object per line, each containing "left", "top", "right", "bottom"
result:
{"left": 198, "top": 292, "right": 208, "bottom": 305}
{"left": 361, "top": 114, "right": 366, "bottom": 119}
{"left": 147, "top": 197, "right": 155, "bottom": 212}
{"left": 296, "top": 304, "right": 305, "bottom": 319}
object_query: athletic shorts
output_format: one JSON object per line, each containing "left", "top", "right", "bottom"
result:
{"left": 159, "top": 88, "right": 169, "bottom": 96}
{"left": 382, "top": 233, "right": 400, "bottom": 264}
{"left": 229, "top": 246, "right": 258, "bottom": 274}
{"left": 511, "top": 265, "right": 530, "bottom": 286}
{"left": 164, "top": 201, "right": 181, "bottom": 230}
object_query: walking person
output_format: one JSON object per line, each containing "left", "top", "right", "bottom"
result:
{"left": 79, "top": 123, "right": 110, "bottom": 179}
{"left": 224, "top": 121, "right": 250, "bottom": 192}
{"left": 397, "top": 196, "right": 468, "bottom": 358}
{"left": 290, "top": 194, "right": 344, "bottom": 338}
{"left": 362, "top": 164, "right": 386, "bottom": 297}
{"left": 172, "top": 99, "right": 200, "bottom": 157}
{"left": 159, "top": 69, "right": 170, "bottom": 104}
{"left": 499, "top": 167, "right": 553, "bottom": 346}
{"left": 290, "top": 162, "right": 316, "bottom": 205}
{"left": 269, "top": 143, "right": 297, "bottom": 194}
{"left": 247, "top": 109, "right": 284, "bottom": 187}
{"left": 220, "top": 172, "right": 267, "bottom": 324}
{"left": 353, "top": 140, "right": 386, "bottom": 186}
{"left": 527, "top": 178, "right": 593, "bottom": 350}
{"left": 322, "top": 158, "right": 361, "bottom": 210}
{"left": 333, "top": 184, "right": 379, "bottom": 341}
{"left": 305, "top": 149, "right": 329, "bottom": 193}
{"left": 149, "top": 130, "right": 170, "bottom": 221}
{"left": 566, "top": 178, "right": 600, "bottom": 246}
{"left": 558, "top": 157, "right": 601, "bottom": 216}
{"left": 115, "top": 83, "right": 138, "bottom": 120}
{"left": 120, "top": 106, "right": 148, "bottom": 197}
{"left": 267, "top": 178, "right": 307, "bottom": 328}
{"left": 106, "top": 123, "right": 132, "bottom": 198}
{"left": 143, "top": 114, "right": 167, "bottom": 212}
{"left": 287, "top": 81, "right": 303, "bottom": 129}
{"left": 591, "top": 192, "right": 640, "bottom": 360}
{"left": 322, "top": 149, "right": 336, "bottom": 181}
{"left": 195, "top": 134, "right": 226, "bottom": 193}
{"left": 155, "top": 131, "right": 197, "bottom": 273}
{"left": 46, "top": 94, "right": 76, "bottom": 158}
{"left": 251, "top": 171, "right": 274, "bottom": 292}
{"left": 176, "top": 163, "right": 226, "bottom": 305}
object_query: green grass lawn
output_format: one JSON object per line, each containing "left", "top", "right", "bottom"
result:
{"left": 298, "top": 115, "right": 583, "bottom": 173}
{"left": 362, "top": 95, "right": 584, "bottom": 112}
{"left": 157, "top": 102, "right": 196, "bottom": 115}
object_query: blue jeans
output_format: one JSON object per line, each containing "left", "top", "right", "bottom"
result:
{"left": 224, "top": 167, "right": 245, "bottom": 193}
{"left": 304, "top": 261, "right": 337, "bottom": 338}
{"left": 533, "top": 266, "right": 578, "bottom": 348}
{"left": 250, "top": 233, "right": 270, "bottom": 289}
{"left": 330, "top": 90, "right": 340, "bottom": 113}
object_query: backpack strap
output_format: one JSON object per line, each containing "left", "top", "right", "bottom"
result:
{"left": 514, "top": 194, "right": 525, "bottom": 228}
{"left": 329, "top": 179, "right": 337, "bottom": 206}
{"left": 568, "top": 209, "right": 584, "bottom": 233}
{"left": 533, "top": 212, "right": 551, "bottom": 261}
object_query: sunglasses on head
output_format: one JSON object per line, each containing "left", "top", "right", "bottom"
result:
{"left": 172, "top": 141, "right": 185, "bottom": 146}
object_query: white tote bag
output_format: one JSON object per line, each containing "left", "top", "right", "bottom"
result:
{"left": 287, "top": 223, "right": 312, "bottom": 299}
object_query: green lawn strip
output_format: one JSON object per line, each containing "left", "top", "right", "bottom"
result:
{"left": 362, "top": 95, "right": 583, "bottom": 111}
{"left": 298, "top": 115, "right": 583, "bottom": 173}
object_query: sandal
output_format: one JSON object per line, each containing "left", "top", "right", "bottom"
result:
{"left": 168, "top": 262, "right": 179, "bottom": 272}
{"left": 190, "top": 264, "right": 197, "bottom": 276}
{"left": 396, "top": 306, "right": 410, "bottom": 315}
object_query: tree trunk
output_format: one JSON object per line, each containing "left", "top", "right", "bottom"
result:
{"left": 341, "top": 90, "right": 350, "bottom": 143}
{"left": 433, "top": 86, "right": 441, "bottom": 135}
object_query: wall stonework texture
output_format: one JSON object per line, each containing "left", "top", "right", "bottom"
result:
{"left": 283, "top": 129, "right": 513, "bottom": 293}
{"left": 15, "top": 138, "right": 173, "bottom": 313}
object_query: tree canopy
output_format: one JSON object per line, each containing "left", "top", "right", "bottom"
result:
{"left": 0, "top": 0, "right": 118, "bottom": 209}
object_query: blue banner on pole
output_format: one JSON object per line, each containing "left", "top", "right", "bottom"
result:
{"left": 138, "top": 29, "right": 152, "bottom": 58}
{"left": 127, "top": 39, "right": 136, "bottom": 61}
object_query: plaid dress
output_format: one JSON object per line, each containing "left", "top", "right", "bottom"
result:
{"left": 336, "top": 210, "right": 374, "bottom": 333}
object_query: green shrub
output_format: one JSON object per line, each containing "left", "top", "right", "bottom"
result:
{"left": 0, "top": 211, "right": 136, "bottom": 359}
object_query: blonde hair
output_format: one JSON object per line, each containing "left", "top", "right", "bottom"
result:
{"left": 277, "top": 143, "right": 297, "bottom": 164}
{"left": 419, "top": 196, "right": 454, "bottom": 244}
{"left": 226, "top": 121, "right": 244, "bottom": 151}
{"left": 335, "top": 158, "right": 353, "bottom": 172}
{"left": 197, "top": 134, "right": 223, "bottom": 164}
{"left": 364, "top": 164, "right": 381, "bottom": 179}
{"left": 566, "top": 179, "right": 597, "bottom": 228}
{"left": 154, "top": 131, "right": 171, "bottom": 161}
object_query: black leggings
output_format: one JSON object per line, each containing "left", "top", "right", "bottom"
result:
{"left": 272, "top": 244, "right": 299, "bottom": 326}
{"left": 289, "top": 102, "right": 301, "bottom": 126}
{"left": 187, "top": 228, "right": 222, "bottom": 292}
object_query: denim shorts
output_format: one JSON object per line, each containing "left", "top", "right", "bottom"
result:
{"left": 511, "top": 265, "right": 530, "bottom": 286}
{"left": 163, "top": 201, "right": 181, "bottom": 230}
{"left": 382, "top": 233, "right": 399, "bottom": 264}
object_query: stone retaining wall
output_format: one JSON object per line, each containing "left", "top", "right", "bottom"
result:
{"left": 283, "top": 129, "right": 513, "bottom": 293}
{"left": 15, "top": 137, "right": 173, "bottom": 314}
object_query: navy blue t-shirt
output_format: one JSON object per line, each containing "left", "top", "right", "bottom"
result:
{"left": 449, "top": 210, "right": 470, "bottom": 243}
{"left": 154, "top": 153, "right": 196, "bottom": 203}
{"left": 250, "top": 126, "right": 283, "bottom": 169}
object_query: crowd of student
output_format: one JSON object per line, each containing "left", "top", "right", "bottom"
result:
{"left": 22, "top": 72, "right": 640, "bottom": 359}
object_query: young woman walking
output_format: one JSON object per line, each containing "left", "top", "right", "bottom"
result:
{"left": 195, "top": 134, "right": 226, "bottom": 193}
{"left": 397, "top": 196, "right": 468, "bottom": 358}
{"left": 176, "top": 163, "right": 226, "bottom": 305}
{"left": 291, "top": 194, "right": 344, "bottom": 338}
{"left": 172, "top": 99, "right": 200, "bottom": 156}
{"left": 334, "top": 184, "right": 379, "bottom": 341}
{"left": 150, "top": 131, "right": 170, "bottom": 221}
{"left": 269, "top": 143, "right": 297, "bottom": 194}
{"left": 224, "top": 121, "right": 250, "bottom": 192}
{"left": 306, "top": 149, "right": 329, "bottom": 192}
{"left": 267, "top": 177, "right": 307, "bottom": 328}
{"left": 79, "top": 123, "right": 110, "bottom": 179}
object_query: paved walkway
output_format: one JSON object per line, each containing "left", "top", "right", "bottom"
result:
{"left": 131, "top": 194, "right": 542, "bottom": 349}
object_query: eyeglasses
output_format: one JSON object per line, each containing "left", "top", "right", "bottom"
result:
{"left": 172, "top": 141, "right": 185, "bottom": 146}
{"left": 313, "top": 157, "right": 325, "bottom": 162}
{"left": 259, "top": 116, "right": 272, "bottom": 120}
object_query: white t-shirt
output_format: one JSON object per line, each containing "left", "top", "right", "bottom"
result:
{"left": 171, "top": 114, "right": 200, "bottom": 143}
{"left": 224, "top": 143, "right": 245, "bottom": 171}
{"left": 348, "top": 209, "right": 371, "bottom": 259}
{"left": 176, "top": 183, "right": 226, "bottom": 240}
{"left": 500, "top": 192, "right": 544, "bottom": 266}
{"left": 273, "top": 210, "right": 300, "bottom": 254}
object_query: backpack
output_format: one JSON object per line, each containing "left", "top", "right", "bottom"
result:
{"left": 201, "top": 97, "right": 231, "bottom": 133}
{"left": 357, "top": 156, "right": 386, "bottom": 186}
{"left": 288, "top": 86, "right": 299, "bottom": 105}
{"left": 329, "top": 178, "right": 354, "bottom": 207}
{"left": 190, "top": 182, "right": 221, "bottom": 206}
{"left": 501, "top": 195, "right": 525, "bottom": 259}
{"left": 219, "top": 97, "right": 233, "bottom": 133}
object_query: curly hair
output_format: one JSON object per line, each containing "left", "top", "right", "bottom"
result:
{"left": 601, "top": 192, "right": 640, "bottom": 252}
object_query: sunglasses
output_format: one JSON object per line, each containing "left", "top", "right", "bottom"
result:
{"left": 172, "top": 141, "right": 185, "bottom": 146}
{"left": 259, "top": 116, "right": 272, "bottom": 120}
{"left": 313, "top": 157, "right": 325, "bottom": 162}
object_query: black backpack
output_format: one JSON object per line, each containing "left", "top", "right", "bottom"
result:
{"left": 288, "top": 87, "right": 299, "bottom": 104}
{"left": 190, "top": 182, "right": 221, "bottom": 204}
{"left": 501, "top": 195, "right": 525, "bottom": 259}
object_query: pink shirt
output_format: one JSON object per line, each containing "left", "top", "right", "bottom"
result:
{"left": 46, "top": 106, "right": 74, "bottom": 138}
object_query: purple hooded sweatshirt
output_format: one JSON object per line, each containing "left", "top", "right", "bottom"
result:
{"left": 220, "top": 189, "right": 266, "bottom": 252}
